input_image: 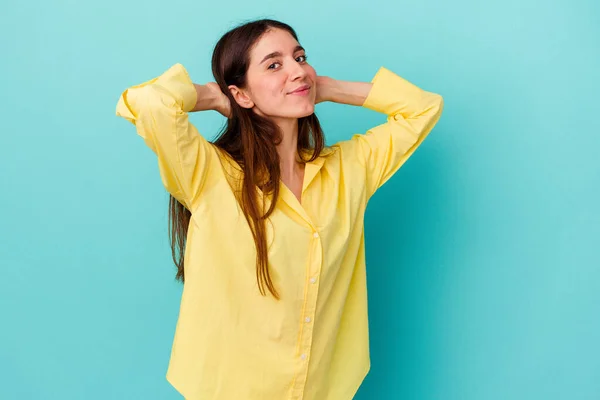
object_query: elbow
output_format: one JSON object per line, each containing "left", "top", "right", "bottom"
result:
{"left": 422, "top": 94, "right": 444, "bottom": 132}
{"left": 435, "top": 94, "right": 444, "bottom": 115}
{"left": 430, "top": 94, "right": 444, "bottom": 123}
{"left": 115, "top": 89, "right": 137, "bottom": 123}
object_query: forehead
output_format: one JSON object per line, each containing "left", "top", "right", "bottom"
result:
{"left": 250, "top": 28, "right": 301, "bottom": 63}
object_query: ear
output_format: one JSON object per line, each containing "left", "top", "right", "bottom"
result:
{"left": 228, "top": 85, "right": 255, "bottom": 109}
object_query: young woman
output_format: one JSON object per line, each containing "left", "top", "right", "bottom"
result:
{"left": 116, "top": 18, "right": 443, "bottom": 400}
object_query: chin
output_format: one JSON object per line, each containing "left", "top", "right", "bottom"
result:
{"left": 295, "top": 104, "right": 315, "bottom": 118}
{"left": 254, "top": 103, "right": 315, "bottom": 119}
{"left": 295, "top": 111, "right": 314, "bottom": 119}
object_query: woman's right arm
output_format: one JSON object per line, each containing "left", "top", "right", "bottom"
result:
{"left": 115, "top": 63, "right": 225, "bottom": 211}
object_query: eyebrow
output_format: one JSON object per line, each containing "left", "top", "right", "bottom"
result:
{"left": 259, "top": 45, "right": 305, "bottom": 65}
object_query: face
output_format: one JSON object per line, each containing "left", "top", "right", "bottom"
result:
{"left": 229, "top": 28, "right": 317, "bottom": 122}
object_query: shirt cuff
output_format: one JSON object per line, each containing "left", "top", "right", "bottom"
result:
{"left": 154, "top": 63, "right": 198, "bottom": 113}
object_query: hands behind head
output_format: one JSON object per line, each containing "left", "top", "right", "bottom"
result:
{"left": 315, "top": 75, "right": 334, "bottom": 105}
{"left": 205, "top": 82, "right": 232, "bottom": 118}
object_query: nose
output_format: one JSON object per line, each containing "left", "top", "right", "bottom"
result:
{"left": 289, "top": 60, "right": 307, "bottom": 81}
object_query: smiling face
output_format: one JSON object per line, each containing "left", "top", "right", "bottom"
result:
{"left": 228, "top": 28, "right": 317, "bottom": 122}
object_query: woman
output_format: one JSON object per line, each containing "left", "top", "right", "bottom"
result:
{"left": 116, "top": 18, "right": 443, "bottom": 400}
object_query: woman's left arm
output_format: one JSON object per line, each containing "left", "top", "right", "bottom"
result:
{"left": 316, "top": 68, "right": 444, "bottom": 198}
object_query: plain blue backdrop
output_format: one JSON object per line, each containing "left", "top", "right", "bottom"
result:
{"left": 1, "top": 0, "right": 599, "bottom": 399}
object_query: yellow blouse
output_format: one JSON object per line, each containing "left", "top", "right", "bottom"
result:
{"left": 115, "top": 63, "right": 443, "bottom": 400}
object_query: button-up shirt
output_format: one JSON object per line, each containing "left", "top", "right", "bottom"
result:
{"left": 115, "top": 62, "right": 443, "bottom": 400}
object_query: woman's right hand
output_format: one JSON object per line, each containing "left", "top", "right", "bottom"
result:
{"left": 205, "top": 82, "right": 232, "bottom": 118}
{"left": 192, "top": 82, "right": 231, "bottom": 118}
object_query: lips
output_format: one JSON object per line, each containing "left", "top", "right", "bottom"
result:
{"left": 289, "top": 85, "right": 310, "bottom": 94}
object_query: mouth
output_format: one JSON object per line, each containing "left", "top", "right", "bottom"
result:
{"left": 289, "top": 85, "right": 311, "bottom": 95}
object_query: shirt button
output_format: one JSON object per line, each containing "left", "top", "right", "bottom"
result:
{"left": 310, "top": 277, "right": 317, "bottom": 284}
{"left": 312, "top": 232, "right": 319, "bottom": 238}
{"left": 305, "top": 317, "right": 311, "bottom": 323}
{"left": 300, "top": 354, "right": 307, "bottom": 360}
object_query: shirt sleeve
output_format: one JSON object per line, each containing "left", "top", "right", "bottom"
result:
{"left": 349, "top": 66, "right": 444, "bottom": 198}
{"left": 115, "top": 63, "right": 218, "bottom": 210}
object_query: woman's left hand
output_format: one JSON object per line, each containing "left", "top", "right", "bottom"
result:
{"left": 315, "top": 75, "right": 335, "bottom": 104}
{"left": 315, "top": 76, "right": 372, "bottom": 107}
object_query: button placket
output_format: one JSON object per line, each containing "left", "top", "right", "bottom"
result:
{"left": 291, "top": 228, "right": 323, "bottom": 399}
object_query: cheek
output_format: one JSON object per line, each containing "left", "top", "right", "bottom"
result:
{"left": 307, "top": 66, "right": 317, "bottom": 81}
{"left": 260, "top": 78, "right": 287, "bottom": 106}
{"left": 255, "top": 79, "right": 285, "bottom": 102}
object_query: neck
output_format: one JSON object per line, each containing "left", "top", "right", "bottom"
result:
{"left": 275, "top": 118, "right": 302, "bottom": 179}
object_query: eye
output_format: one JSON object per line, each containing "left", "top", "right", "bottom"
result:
{"left": 268, "top": 61, "right": 281, "bottom": 70}
{"left": 267, "top": 54, "right": 308, "bottom": 70}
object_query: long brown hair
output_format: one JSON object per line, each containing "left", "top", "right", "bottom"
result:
{"left": 169, "top": 19, "right": 326, "bottom": 299}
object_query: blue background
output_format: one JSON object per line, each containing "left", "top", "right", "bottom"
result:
{"left": 1, "top": 0, "right": 599, "bottom": 399}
